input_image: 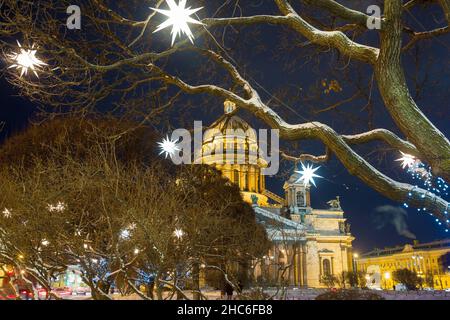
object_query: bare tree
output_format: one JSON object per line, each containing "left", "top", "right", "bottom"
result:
{"left": 0, "top": 1, "right": 448, "bottom": 223}
{"left": 0, "top": 117, "right": 269, "bottom": 300}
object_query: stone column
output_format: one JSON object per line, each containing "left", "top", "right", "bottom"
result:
{"left": 331, "top": 257, "right": 335, "bottom": 275}
{"left": 302, "top": 243, "right": 307, "bottom": 287}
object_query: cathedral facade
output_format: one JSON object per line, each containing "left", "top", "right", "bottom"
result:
{"left": 198, "top": 101, "right": 355, "bottom": 288}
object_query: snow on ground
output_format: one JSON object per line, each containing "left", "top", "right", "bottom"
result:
{"left": 106, "top": 288, "right": 450, "bottom": 300}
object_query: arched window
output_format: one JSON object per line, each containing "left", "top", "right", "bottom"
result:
{"left": 323, "top": 259, "right": 331, "bottom": 276}
{"left": 296, "top": 191, "right": 305, "bottom": 206}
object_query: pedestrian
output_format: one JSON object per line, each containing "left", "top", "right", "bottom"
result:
{"left": 237, "top": 280, "right": 243, "bottom": 294}
{"left": 224, "top": 281, "right": 234, "bottom": 300}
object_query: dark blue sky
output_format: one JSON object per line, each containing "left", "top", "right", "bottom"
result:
{"left": 0, "top": 1, "right": 449, "bottom": 254}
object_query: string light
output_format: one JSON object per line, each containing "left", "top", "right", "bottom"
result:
{"left": 152, "top": 0, "right": 203, "bottom": 46}
{"left": 7, "top": 41, "right": 47, "bottom": 77}
{"left": 399, "top": 157, "right": 450, "bottom": 232}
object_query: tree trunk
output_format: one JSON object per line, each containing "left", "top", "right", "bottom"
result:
{"left": 192, "top": 263, "right": 201, "bottom": 300}
{"left": 375, "top": 0, "right": 450, "bottom": 180}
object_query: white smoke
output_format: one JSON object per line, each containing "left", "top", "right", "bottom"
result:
{"left": 372, "top": 205, "right": 416, "bottom": 239}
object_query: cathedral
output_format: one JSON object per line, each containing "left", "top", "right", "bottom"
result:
{"left": 198, "top": 101, "right": 355, "bottom": 288}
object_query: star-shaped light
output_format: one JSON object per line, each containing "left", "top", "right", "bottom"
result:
{"left": 119, "top": 223, "right": 136, "bottom": 240}
{"left": 2, "top": 208, "right": 12, "bottom": 219}
{"left": 7, "top": 41, "right": 47, "bottom": 77}
{"left": 174, "top": 228, "right": 184, "bottom": 239}
{"left": 158, "top": 136, "right": 180, "bottom": 159}
{"left": 47, "top": 201, "right": 66, "bottom": 213}
{"left": 151, "top": 0, "right": 203, "bottom": 46}
{"left": 295, "top": 163, "right": 323, "bottom": 187}
{"left": 396, "top": 152, "right": 416, "bottom": 169}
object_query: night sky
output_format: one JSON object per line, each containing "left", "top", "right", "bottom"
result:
{"left": 0, "top": 1, "right": 449, "bottom": 254}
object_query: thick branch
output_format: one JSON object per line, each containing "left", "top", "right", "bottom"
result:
{"left": 342, "top": 129, "right": 420, "bottom": 157}
{"left": 281, "top": 150, "right": 330, "bottom": 164}
{"left": 159, "top": 72, "right": 448, "bottom": 221}
{"left": 439, "top": 0, "right": 450, "bottom": 24}
{"left": 403, "top": 26, "right": 450, "bottom": 51}
{"left": 303, "top": 0, "right": 376, "bottom": 28}
{"left": 205, "top": 5, "right": 379, "bottom": 65}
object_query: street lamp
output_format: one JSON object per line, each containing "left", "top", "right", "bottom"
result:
{"left": 383, "top": 272, "right": 391, "bottom": 290}
{"left": 353, "top": 253, "right": 359, "bottom": 273}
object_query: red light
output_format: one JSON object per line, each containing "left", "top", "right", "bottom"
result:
{"left": 7, "top": 295, "right": 16, "bottom": 299}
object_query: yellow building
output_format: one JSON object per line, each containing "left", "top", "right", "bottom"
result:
{"left": 198, "top": 101, "right": 355, "bottom": 288}
{"left": 356, "top": 240, "right": 450, "bottom": 290}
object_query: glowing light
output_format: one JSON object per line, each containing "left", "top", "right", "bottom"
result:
{"left": 134, "top": 248, "right": 140, "bottom": 255}
{"left": 384, "top": 272, "right": 391, "bottom": 280}
{"left": 120, "top": 223, "right": 136, "bottom": 240}
{"left": 47, "top": 202, "right": 66, "bottom": 213}
{"left": 396, "top": 152, "right": 416, "bottom": 169}
{"left": 295, "top": 163, "right": 322, "bottom": 187}
{"left": 158, "top": 136, "right": 180, "bottom": 159}
{"left": 120, "top": 229, "right": 131, "bottom": 240}
{"left": 2, "top": 208, "right": 12, "bottom": 218}
{"left": 7, "top": 41, "right": 47, "bottom": 77}
{"left": 152, "top": 0, "right": 203, "bottom": 46}
{"left": 41, "top": 239, "right": 50, "bottom": 246}
{"left": 174, "top": 228, "right": 184, "bottom": 239}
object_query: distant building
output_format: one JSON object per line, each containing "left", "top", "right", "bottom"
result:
{"left": 356, "top": 239, "right": 450, "bottom": 290}
{"left": 198, "top": 100, "right": 355, "bottom": 288}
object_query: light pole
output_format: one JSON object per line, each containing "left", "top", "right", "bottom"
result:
{"left": 353, "top": 253, "right": 359, "bottom": 273}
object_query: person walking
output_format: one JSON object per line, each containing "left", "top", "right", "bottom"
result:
{"left": 224, "top": 281, "right": 234, "bottom": 300}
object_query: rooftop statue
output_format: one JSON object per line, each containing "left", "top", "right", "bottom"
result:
{"left": 327, "top": 196, "right": 341, "bottom": 210}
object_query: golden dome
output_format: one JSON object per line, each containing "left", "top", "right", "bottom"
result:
{"left": 196, "top": 101, "right": 270, "bottom": 207}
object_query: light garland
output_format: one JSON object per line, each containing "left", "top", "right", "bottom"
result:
{"left": 397, "top": 152, "right": 449, "bottom": 232}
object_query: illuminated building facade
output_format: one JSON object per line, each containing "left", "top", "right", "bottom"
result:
{"left": 198, "top": 101, "right": 355, "bottom": 288}
{"left": 356, "top": 240, "right": 450, "bottom": 290}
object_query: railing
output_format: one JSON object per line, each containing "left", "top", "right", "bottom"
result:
{"left": 262, "top": 189, "right": 285, "bottom": 205}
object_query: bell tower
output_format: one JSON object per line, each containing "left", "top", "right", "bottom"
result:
{"left": 283, "top": 170, "right": 312, "bottom": 221}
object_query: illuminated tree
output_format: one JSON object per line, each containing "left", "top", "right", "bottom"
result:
{"left": 0, "top": 117, "right": 268, "bottom": 300}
